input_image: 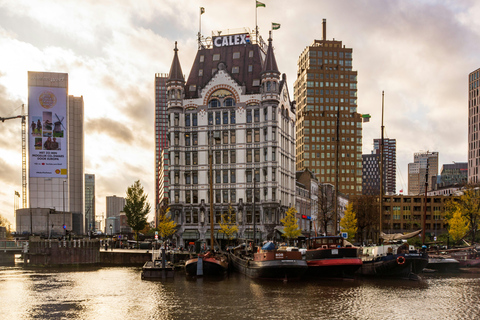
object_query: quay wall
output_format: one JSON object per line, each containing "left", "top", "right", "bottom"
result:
{"left": 26, "top": 239, "right": 100, "bottom": 266}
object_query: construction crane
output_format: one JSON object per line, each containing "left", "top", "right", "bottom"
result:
{"left": 1, "top": 104, "right": 27, "bottom": 208}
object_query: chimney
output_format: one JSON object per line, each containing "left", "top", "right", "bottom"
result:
{"left": 322, "top": 19, "right": 326, "bottom": 40}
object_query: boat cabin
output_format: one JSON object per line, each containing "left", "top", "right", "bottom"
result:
{"left": 307, "top": 236, "right": 346, "bottom": 250}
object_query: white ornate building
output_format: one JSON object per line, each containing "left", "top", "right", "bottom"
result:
{"left": 166, "top": 30, "right": 296, "bottom": 247}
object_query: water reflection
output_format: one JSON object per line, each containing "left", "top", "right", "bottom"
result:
{"left": 1, "top": 266, "right": 480, "bottom": 320}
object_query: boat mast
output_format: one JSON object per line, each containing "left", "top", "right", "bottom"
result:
{"left": 379, "top": 91, "right": 384, "bottom": 243}
{"left": 422, "top": 164, "right": 429, "bottom": 245}
{"left": 334, "top": 107, "right": 340, "bottom": 235}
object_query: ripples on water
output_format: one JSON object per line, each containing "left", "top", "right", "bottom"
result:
{"left": 1, "top": 266, "right": 480, "bottom": 320}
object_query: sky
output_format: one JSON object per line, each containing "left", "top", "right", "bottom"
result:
{"left": 0, "top": 0, "right": 478, "bottom": 228}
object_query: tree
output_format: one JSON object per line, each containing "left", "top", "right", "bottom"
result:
{"left": 445, "top": 186, "right": 480, "bottom": 244}
{"left": 317, "top": 184, "right": 335, "bottom": 235}
{"left": 448, "top": 208, "right": 469, "bottom": 242}
{"left": 157, "top": 207, "right": 177, "bottom": 241}
{"left": 219, "top": 205, "right": 238, "bottom": 244}
{"left": 350, "top": 195, "right": 379, "bottom": 244}
{"left": 281, "top": 207, "right": 302, "bottom": 244}
{"left": 0, "top": 214, "right": 12, "bottom": 239}
{"left": 340, "top": 203, "right": 357, "bottom": 242}
{"left": 124, "top": 180, "right": 151, "bottom": 243}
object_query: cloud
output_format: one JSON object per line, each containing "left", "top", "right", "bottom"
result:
{"left": 86, "top": 117, "right": 135, "bottom": 144}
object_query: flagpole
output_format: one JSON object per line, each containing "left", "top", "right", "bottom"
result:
{"left": 198, "top": 7, "right": 201, "bottom": 48}
{"left": 255, "top": 0, "right": 258, "bottom": 43}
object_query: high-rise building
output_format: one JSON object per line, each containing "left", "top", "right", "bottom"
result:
{"left": 106, "top": 195, "right": 125, "bottom": 219}
{"left": 434, "top": 162, "right": 467, "bottom": 189}
{"left": 468, "top": 68, "right": 480, "bottom": 183}
{"left": 155, "top": 73, "right": 169, "bottom": 221}
{"left": 373, "top": 138, "right": 396, "bottom": 195}
{"left": 294, "top": 20, "right": 363, "bottom": 197}
{"left": 363, "top": 138, "right": 396, "bottom": 196}
{"left": 362, "top": 153, "right": 380, "bottom": 196}
{"left": 21, "top": 72, "right": 84, "bottom": 235}
{"left": 408, "top": 151, "right": 438, "bottom": 195}
{"left": 166, "top": 29, "right": 296, "bottom": 247}
{"left": 85, "top": 174, "right": 95, "bottom": 232}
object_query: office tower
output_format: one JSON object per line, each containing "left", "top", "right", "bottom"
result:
{"left": 155, "top": 73, "right": 169, "bottom": 220}
{"left": 408, "top": 151, "right": 439, "bottom": 195}
{"left": 22, "top": 72, "right": 84, "bottom": 235}
{"left": 294, "top": 20, "right": 363, "bottom": 197}
{"left": 166, "top": 29, "right": 296, "bottom": 247}
{"left": 468, "top": 68, "right": 480, "bottom": 183}
{"left": 436, "top": 162, "right": 467, "bottom": 189}
{"left": 106, "top": 195, "right": 125, "bottom": 219}
{"left": 85, "top": 174, "right": 95, "bottom": 232}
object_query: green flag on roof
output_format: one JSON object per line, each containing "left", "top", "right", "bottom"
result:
{"left": 256, "top": 1, "right": 266, "bottom": 8}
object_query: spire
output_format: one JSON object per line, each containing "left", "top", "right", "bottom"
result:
{"left": 262, "top": 32, "right": 279, "bottom": 74}
{"left": 168, "top": 41, "right": 184, "bottom": 82}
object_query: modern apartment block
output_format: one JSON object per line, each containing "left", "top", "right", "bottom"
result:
{"left": 468, "top": 68, "right": 480, "bottom": 183}
{"left": 363, "top": 138, "right": 396, "bottom": 196}
{"left": 155, "top": 73, "right": 169, "bottom": 219}
{"left": 294, "top": 20, "right": 363, "bottom": 197}
{"left": 166, "top": 29, "right": 296, "bottom": 247}
{"left": 408, "top": 151, "right": 439, "bottom": 195}
{"left": 432, "top": 162, "right": 467, "bottom": 190}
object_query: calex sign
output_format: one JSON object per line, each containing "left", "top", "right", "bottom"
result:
{"left": 213, "top": 33, "right": 250, "bottom": 47}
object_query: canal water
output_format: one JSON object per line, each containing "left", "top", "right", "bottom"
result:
{"left": 1, "top": 265, "right": 480, "bottom": 320}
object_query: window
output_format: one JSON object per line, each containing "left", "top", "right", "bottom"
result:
{"left": 224, "top": 98, "right": 235, "bottom": 106}
{"left": 249, "top": 50, "right": 254, "bottom": 58}
{"left": 215, "top": 151, "right": 221, "bottom": 164}
{"left": 247, "top": 110, "right": 252, "bottom": 123}
{"left": 254, "top": 129, "right": 260, "bottom": 142}
{"left": 232, "top": 66, "right": 239, "bottom": 73}
{"left": 199, "top": 55, "right": 204, "bottom": 62}
{"left": 254, "top": 149, "right": 260, "bottom": 162}
{"left": 246, "top": 130, "right": 252, "bottom": 143}
{"left": 193, "top": 132, "right": 198, "bottom": 145}
{"left": 192, "top": 114, "right": 197, "bottom": 126}
{"left": 223, "top": 170, "right": 228, "bottom": 183}
{"left": 223, "top": 112, "right": 228, "bottom": 124}
{"left": 233, "top": 52, "right": 240, "bottom": 59}
{"left": 193, "top": 152, "right": 198, "bottom": 165}
{"left": 230, "top": 170, "right": 236, "bottom": 183}
{"left": 246, "top": 149, "right": 252, "bottom": 162}
{"left": 174, "top": 113, "right": 179, "bottom": 126}
{"left": 246, "top": 170, "right": 252, "bottom": 183}
{"left": 254, "top": 109, "right": 260, "bottom": 122}
{"left": 223, "top": 131, "right": 229, "bottom": 144}
{"left": 193, "top": 171, "right": 198, "bottom": 184}
{"left": 213, "top": 54, "right": 220, "bottom": 61}
{"left": 209, "top": 99, "right": 220, "bottom": 108}
{"left": 248, "top": 65, "right": 253, "bottom": 72}
{"left": 230, "top": 130, "right": 236, "bottom": 143}
{"left": 185, "top": 133, "right": 191, "bottom": 146}
{"left": 185, "top": 172, "right": 191, "bottom": 184}
{"left": 215, "top": 112, "right": 221, "bottom": 125}
{"left": 223, "top": 190, "right": 229, "bottom": 203}
{"left": 185, "top": 152, "right": 191, "bottom": 165}
{"left": 230, "top": 150, "right": 236, "bottom": 163}
{"left": 223, "top": 150, "right": 228, "bottom": 163}
{"left": 216, "top": 170, "right": 221, "bottom": 183}
{"left": 230, "top": 189, "right": 236, "bottom": 203}
{"left": 230, "top": 110, "right": 236, "bottom": 124}
{"left": 198, "top": 69, "right": 203, "bottom": 76}
{"left": 208, "top": 112, "right": 213, "bottom": 125}
{"left": 186, "top": 192, "right": 191, "bottom": 204}
{"left": 185, "top": 114, "right": 190, "bottom": 126}
{"left": 193, "top": 190, "right": 198, "bottom": 203}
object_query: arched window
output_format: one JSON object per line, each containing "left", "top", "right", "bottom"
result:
{"left": 224, "top": 98, "right": 236, "bottom": 107}
{"left": 208, "top": 99, "right": 220, "bottom": 108}
{"left": 272, "top": 81, "right": 277, "bottom": 91}
{"left": 266, "top": 81, "right": 271, "bottom": 92}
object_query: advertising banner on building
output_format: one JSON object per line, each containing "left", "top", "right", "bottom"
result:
{"left": 28, "top": 86, "right": 67, "bottom": 177}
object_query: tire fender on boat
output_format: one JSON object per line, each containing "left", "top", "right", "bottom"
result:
{"left": 397, "top": 256, "right": 406, "bottom": 265}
